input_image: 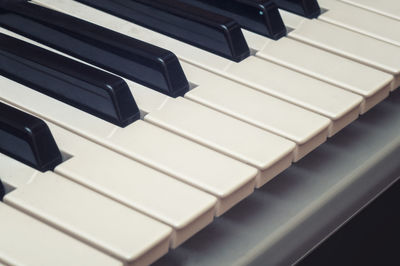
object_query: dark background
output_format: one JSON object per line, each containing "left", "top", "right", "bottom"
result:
{"left": 298, "top": 178, "right": 400, "bottom": 266}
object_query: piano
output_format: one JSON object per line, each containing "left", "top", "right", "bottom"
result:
{"left": 0, "top": 0, "right": 399, "bottom": 265}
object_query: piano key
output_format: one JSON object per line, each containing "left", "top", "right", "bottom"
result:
{"left": 274, "top": 0, "right": 321, "bottom": 18}
{"left": 0, "top": 102, "right": 62, "bottom": 172}
{"left": 0, "top": 33, "right": 140, "bottom": 127}
{"left": 280, "top": 10, "right": 400, "bottom": 91}
{"left": 0, "top": 180, "right": 4, "bottom": 201}
{"left": 318, "top": 0, "right": 400, "bottom": 47}
{"left": 172, "top": 1, "right": 393, "bottom": 113}
{"left": 35, "top": 0, "right": 364, "bottom": 137}
{"left": 0, "top": 202, "right": 123, "bottom": 266}
{"left": 0, "top": 113, "right": 217, "bottom": 250}
{"left": 0, "top": 77, "right": 260, "bottom": 213}
{"left": 0, "top": 27, "right": 329, "bottom": 163}
{"left": 48, "top": 124, "right": 218, "bottom": 247}
{"left": 1, "top": 30, "right": 296, "bottom": 175}
{"left": 74, "top": 0, "right": 250, "bottom": 62}
{"left": 249, "top": 35, "right": 393, "bottom": 113}
{"left": 176, "top": 0, "right": 287, "bottom": 39}
{"left": 340, "top": 0, "right": 400, "bottom": 21}
{"left": 181, "top": 62, "right": 331, "bottom": 160}
{"left": 0, "top": 0, "right": 189, "bottom": 97}
{"left": 2, "top": 166, "right": 173, "bottom": 266}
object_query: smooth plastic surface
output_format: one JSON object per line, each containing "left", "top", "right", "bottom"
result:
{"left": 0, "top": 202, "right": 122, "bottom": 266}
{"left": 178, "top": 0, "right": 287, "bottom": 39}
{"left": 319, "top": 0, "right": 400, "bottom": 47}
{"left": 0, "top": 33, "right": 140, "bottom": 127}
{"left": 0, "top": 0, "right": 189, "bottom": 97}
{"left": 274, "top": 0, "right": 321, "bottom": 18}
{"left": 75, "top": 0, "right": 250, "bottom": 62}
{"left": 40, "top": 0, "right": 364, "bottom": 137}
{"left": 4, "top": 171, "right": 173, "bottom": 265}
{"left": 0, "top": 102, "right": 62, "bottom": 172}
{"left": 340, "top": 0, "right": 400, "bottom": 21}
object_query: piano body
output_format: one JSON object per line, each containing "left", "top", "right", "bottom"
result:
{"left": 0, "top": 0, "right": 399, "bottom": 265}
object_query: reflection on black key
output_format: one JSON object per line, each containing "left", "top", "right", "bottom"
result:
{"left": 0, "top": 33, "right": 140, "bottom": 127}
{"left": 0, "top": 103, "right": 62, "bottom": 172}
{"left": 274, "top": 0, "right": 320, "bottom": 18}
{"left": 0, "top": 179, "right": 4, "bottom": 200}
{"left": 76, "top": 0, "right": 250, "bottom": 62}
{"left": 0, "top": 33, "right": 137, "bottom": 125}
{"left": 178, "top": 0, "right": 287, "bottom": 39}
{"left": 0, "top": 1, "right": 189, "bottom": 97}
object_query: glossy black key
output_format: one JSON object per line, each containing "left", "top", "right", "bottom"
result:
{"left": 0, "top": 0, "right": 189, "bottom": 97}
{"left": 274, "top": 0, "right": 320, "bottom": 18}
{"left": 0, "top": 102, "right": 62, "bottom": 172}
{"left": 0, "top": 179, "right": 4, "bottom": 200}
{"left": 0, "top": 33, "right": 140, "bottom": 127}
{"left": 76, "top": 0, "right": 250, "bottom": 62}
{"left": 178, "top": 0, "right": 286, "bottom": 39}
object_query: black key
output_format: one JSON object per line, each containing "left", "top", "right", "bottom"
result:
{"left": 273, "top": 0, "right": 321, "bottom": 18}
{"left": 0, "top": 179, "right": 4, "bottom": 200}
{"left": 0, "top": 102, "right": 62, "bottom": 172}
{"left": 75, "top": 0, "right": 250, "bottom": 62}
{"left": 0, "top": 0, "right": 189, "bottom": 97}
{"left": 0, "top": 33, "right": 140, "bottom": 127}
{"left": 178, "top": 0, "right": 287, "bottom": 39}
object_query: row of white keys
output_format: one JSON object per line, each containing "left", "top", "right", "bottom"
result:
{"left": 0, "top": 28, "right": 294, "bottom": 187}
{"left": 281, "top": 10, "right": 400, "bottom": 91}
{"left": 0, "top": 26, "right": 325, "bottom": 162}
{"left": 340, "top": 0, "right": 400, "bottom": 21}
{"left": 243, "top": 30, "right": 393, "bottom": 113}
{"left": 0, "top": 202, "right": 122, "bottom": 266}
{"left": 33, "top": 0, "right": 363, "bottom": 137}
{"left": 48, "top": 123, "right": 216, "bottom": 248}
{"left": 0, "top": 76, "right": 260, "bottom": 216}
{"left": 318, "top": 0, "right": 400, "bottom": 47}
{"left": 1, "top": 156, "right": 172, "bottom": 265}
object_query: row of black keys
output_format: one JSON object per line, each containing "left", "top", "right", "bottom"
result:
{"left": 0, "top": 0, "right": 321, "bottom": 200}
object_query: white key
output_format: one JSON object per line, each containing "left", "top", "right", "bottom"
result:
{"left": 0, "top": 27, "right": 324, "bottom": 162}
{"left": 283, "top": 12, "right": 400, "bottom": 91}
{"left": 243, "top": 31, "right": 393, "bottom": 113}
{"left": 32, "top": 0, "right": 364, "bottom": 136}
{"left": 340, "top": 0, "right": 400, "bottom": 21}
{"left": 182, "top": 62, "right": 331, "bottom": 160}
{"left": 144, "top": 97, "right": 296, "bottom": 168}
{"left": 0, "top": 119, "right": 216, "bottom": 250}
{"left": 318, "top": 0, "right": 400, "bottom": 47}
{"left": 47, "top": 124, "right": 217, "bottom": 247}
{"left": 3, "top": 170, "right": 172, "bottom": 266}
{"left": 0, "top": 202, "right": 121, "bottom": 266}
{"left": 0, "top": 79, "right": 259, "bottom": 212}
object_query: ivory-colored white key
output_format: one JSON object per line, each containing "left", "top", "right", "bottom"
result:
{"left": 182, "top": 62, "right": 331, "bottom": 160}
{"left": 144, "top": 97, "right": 296, "bottom": 170}
{"left": 0, "top": 78, "right": 259, "bottom": 212}
{"left": 48, "top": 124, "right": 217, "bottom": 247}
{"left": 251, "top": 36, "right": 393, "bottom": 113}
{"left": 0, "top": 27, "right": 326, "bottom": 162}
{"left": 340, "top": 0, "right": 400, "bottom": 21}
{"left": 33, "top": 0, "right": 364, "bottom": 136}
{"left": 3, "top": 170, "right": 172, "bottom": 266}
{"left": 0, "top": 202, "right": 122, "bottom": 266}
{"left": 318, "top": 0, "right": 400, "bottom": 47}
{"left": 282, "top": 12, "right": 400, "bottom": 91}
{"left": 0, "top": 115, "right": 217, "bottom": 250}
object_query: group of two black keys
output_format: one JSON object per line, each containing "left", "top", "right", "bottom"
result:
{"left": 0, "top": 0, "right": 322, "bottom": 200}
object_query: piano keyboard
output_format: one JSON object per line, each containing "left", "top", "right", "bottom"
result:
{"left": 0, "top": 0, "right": 399, "bottom": 265}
